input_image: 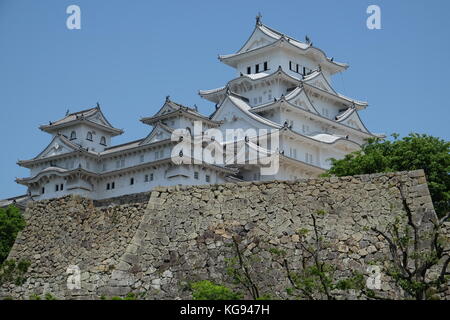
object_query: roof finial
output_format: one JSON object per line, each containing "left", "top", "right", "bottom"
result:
{"left": 165, "top": 95, "right": 170, "bottom": 102}
{"left": 193, "top": 104, "right": 198, "bottom": 111}
{"left": 305, "top": 35, "right": 311, "bottom": 45}
{"left": 65, "top": 109, "right": 70, "bottom": 116}
{"left": 256, "top": 13, "right": 262, "bottom": 25}
{"left": 96, "top": 102, "right": 100, "bottom": 109}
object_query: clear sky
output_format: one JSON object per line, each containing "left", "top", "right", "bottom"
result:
{"left": 0, "top": 0, "right": 449, "bottom": 199}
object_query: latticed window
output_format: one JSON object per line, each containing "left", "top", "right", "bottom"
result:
{"left": 70, "top": 131, "right": 77, "bottom": 140}
{"left": 86, "top": 132, "right": 93, "bottom": 141}
{"left": 100, "top": 136, "right": 106, "bottom": 145}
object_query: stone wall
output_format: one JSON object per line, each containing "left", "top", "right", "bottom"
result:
{"left": 1, "top": 170, "right": 448, "bottom": 300}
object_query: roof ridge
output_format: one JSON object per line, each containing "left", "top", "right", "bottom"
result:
{"left": 103, "top": 138, "right": 144, "bottom": 151}
{"left": 68, "top": 106, "right": 98, "bottom": 117}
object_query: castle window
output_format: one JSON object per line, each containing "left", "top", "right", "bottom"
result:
{"left": 144, "top": 174, "right": 149, "bottom": 182}
{"left": 102, "top": 163, "right": 107, "bottom": 172}
{"left": 41, "top": 187, "right": 45, "bottom": 194}
{"left": 264, "top": 61, "right": 268, "bottom": 71}
{"left": 205, "top": 175, "right": 210, "bottom": 183}
{"left": 194, "top": 171, "right": 199, "bottom": 180}
{"left": 289, "top": 61, "right": 292, "bottom": 70}
{"left": 86, "top": 132, "right": 93, "bottom": 141}
{"left": 150, "top": 173, "right": 154, "bottom": 181}
{"left": 247, "top": 66, "right": 251, "bottom": 74}
{"left": 255, "top": 64, "right": 260, "bottom": 73}
{"left": 70, "top": 131, "right": 77, "bottom": 140}
{"left": 55, "top": 184, "right": 59, "bottom": 192}
{"left": 60, "top": 184, "right": 64, "bottom": 191}
{"left": 111, "top": 182, "right": 115, "bottom": 189}
{"left": 140, "top": 154, "right": 145, "bottom": 163}
{"left": 100, "top": 136, "right": 106, "bottom": 146}
{"left": 290, "top": 148, "right": 297, "bottom": 159}
{"left": 106, "top": 183, "right": 110, "bottom": 190}
{"left": 130, "top": 178, "right": 134, "bottom": 185}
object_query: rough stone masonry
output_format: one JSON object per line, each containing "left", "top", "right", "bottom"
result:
{"left": 1, "top": 170, "right": 449, "bottom": 299}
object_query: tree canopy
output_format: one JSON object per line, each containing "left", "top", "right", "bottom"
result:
{"left": 0, "top": 206, "right": 25, "bottom": 264}
{"left": 324, "top": 133, "right": 450, "bottom": 216}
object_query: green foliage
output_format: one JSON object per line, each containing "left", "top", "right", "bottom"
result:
{"left": 0, "top": 259, "right": 30, "bottom": 286}
{"left": 105, "top": 292, "right": 139, "bottom": 300}
{"left": 315, "top": 209, "right": 327, "bottom": 216}
{"left": 191, "top": 280, "right": 242, "bottom": 300}
{"left": 323, "top": 134, "right": 450, "bottom": 216}
{"left": 44, "top": 293, "right": 57, "bottom": 300}
{"left": 0, "top": 206, "right": 26, "bottom": 264}
{"left": 29, "top": 294, "right": 41, "bottom": 300}
{"left": 268, "top": 247, "right": 286, "bottom": 257}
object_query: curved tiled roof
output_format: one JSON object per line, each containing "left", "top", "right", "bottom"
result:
{"left": 220, "top": 23, "right": 348, "bottom": 74}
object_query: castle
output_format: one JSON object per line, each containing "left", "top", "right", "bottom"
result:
{"left": 15, "top": 17, "right": 379, "bottom": 201}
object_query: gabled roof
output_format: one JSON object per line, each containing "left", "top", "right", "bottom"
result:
{"left": 17, "top": 135, "right": 99, "bottom": 168}
{"left": 250, "top": 96, "right": 375, "bottom": 138}
{"left": 210, "top": 93, "right": 282, "bottom": 129}
{"left": 200, "top": 67, "right": 367, "bottom": 108}
{"left": 200, "top": 66, "right": 300, "bottom": 104}
{"left": 33, "top": 134, "right": 82, "bottom": 160}
{"left": 219, "top": 21, "right": 348, "bottom": 74}
{"left": 141, "top": 97, "right": 221, "bottom": 126}
{"left": 139, "top": 122, "right": 174, "bottom": 145}
{"left": 335, "top": 107, "right": 373, "bottom": 134}
{"left": 39, "top": 105, "right": 123, "bottom": 136}
{"left": 302, "top": 71, "right": 368, "bottom": 109}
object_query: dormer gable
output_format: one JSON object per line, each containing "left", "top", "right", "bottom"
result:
{"left": 34, "top": 135, "right": 80, "bottom": 160}
{"left": 139, "top": 123, "right": 174, "bottom": 145}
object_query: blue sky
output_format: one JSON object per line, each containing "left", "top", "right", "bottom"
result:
{"left": 0, "top": 0, "right": 449, "bottom": 198}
